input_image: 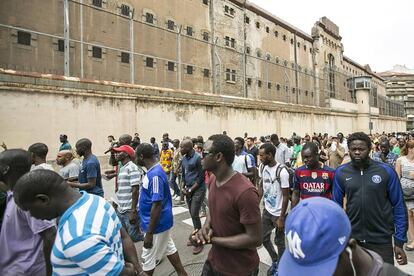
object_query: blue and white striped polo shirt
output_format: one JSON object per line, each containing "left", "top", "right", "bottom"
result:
{"left": 51, "top": 191, "right": 124, "bottom": 275}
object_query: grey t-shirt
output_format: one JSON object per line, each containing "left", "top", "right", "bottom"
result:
{"left": 59, "top": 161, "right": 80, "bottom": 179}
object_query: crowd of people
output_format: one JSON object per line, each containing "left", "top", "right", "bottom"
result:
{"left": 0, "top": 130, "right": 413, "bottom": 276}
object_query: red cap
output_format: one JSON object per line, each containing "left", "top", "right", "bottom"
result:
{"left": 112, "top": 145, "right": 135, "bottom": 158}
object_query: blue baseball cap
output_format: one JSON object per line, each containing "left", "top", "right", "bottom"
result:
{"left": 278, "top": 197, "right": 351, "bottom": 276}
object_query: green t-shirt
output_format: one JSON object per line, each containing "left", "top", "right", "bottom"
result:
{"left": 293, "top": 144, "right": 302, "bottom": 158}
{"left": 392, "top": 146, "right": 401, "bottom": 156}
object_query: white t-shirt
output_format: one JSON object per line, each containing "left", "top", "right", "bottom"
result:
{"left": 260, "top": 163, "right": 290, "bottom": 216}
{"left": 232, "top": 153, "right": 255, "bottom": 174}
{"left": 31, "top": 163, "right": 54, "bottom": 171}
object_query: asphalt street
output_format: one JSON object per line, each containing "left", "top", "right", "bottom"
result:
{"left": 102, "top": 178, "right": 414, "bottom": 275}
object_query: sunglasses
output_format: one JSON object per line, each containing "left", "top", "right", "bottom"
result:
{"left": 202, "top": 150, "right": 214, "bottom": 158}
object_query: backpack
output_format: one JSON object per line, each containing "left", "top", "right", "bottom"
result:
{"left": 244, "top": 154, "right": 258, "bottom": 185}
{"left": 260, "top": 163, "right": 295, "bottom": 188}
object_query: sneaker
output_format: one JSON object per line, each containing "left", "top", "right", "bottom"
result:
{"left": 267, "top": 261, "right": 278, "bottom": 276}
{"left": 192, "top": 244, "right": 204, "bottom": 255}
{"left": 155, "top": 258, "right": 163, "bottom": 266}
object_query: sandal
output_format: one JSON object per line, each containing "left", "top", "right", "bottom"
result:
{"left": 405, "top": 245, "right": 414, "bottom": 251}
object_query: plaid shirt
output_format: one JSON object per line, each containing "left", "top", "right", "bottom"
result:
{"left": 372, "top": 151, "right": 398, "bottom": 167}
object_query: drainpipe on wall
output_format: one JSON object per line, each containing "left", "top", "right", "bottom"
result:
{"left": 80, "top": 0, "right": 84, "bottom": 78}
{"left": 293, "top": 32, "right": 299, "bottom": 104}
{"left": 214, "top": 37, "right": 222, "bottom": 95}
{"left": 63, "top": 0, "right": 70, "bottom": 76}
{"left": 209, "top": 0, "right": 216, "bottom": 94}
{"left": 177, "top": 25, "right": 182, "bottom": 90}
{"left": 129, "top": 9, "right": 135, "bottom": 84}
{"left": 243, "top": 0, "right": 247, "bottom": 98}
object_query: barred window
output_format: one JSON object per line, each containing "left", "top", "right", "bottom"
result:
{"left": 17, "top": 31, "right": 31, "bottom": 46}
{"left": 146, "top": 13, "right": 154, "bottom": 24}
{"left": 203, "top": 32, "right": 209, "bottom": 41}
{"left": 92, "top": 46, "right": 102, "bottom": 58}
{"left": 120, "top": 4, "right": 130, "bottom": 16}
{"left": 58, "top": 39, "right": 64, "bottom": 52}
{"left": 167, "top": 20, "right": 175, "bottom": 30}
{"left": 121, "top": 52, "right": 130, "bottom": 63}
{"left": 92, "top": 0, "right": 102, "bottom": 7}
{"left": 167, "top": 61, "right": 175, "bottom": 71}
{"left": 146, "top": 57, "right": 154, "bottom": 68}
{"left": 186, "top": 26, "right": 193, "bottom": 36}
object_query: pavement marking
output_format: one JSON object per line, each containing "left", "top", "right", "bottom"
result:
{"left": 173, "top": 204, "right": 413, "bottom": 272}
{"left": 396, "top": 262, "right": 414, "bottom": 274}
{"left": 257, "top": 245, "right": 274, "bottom": 266}
{"left": 172, "top": 206, "right": 188, "bottom": 216}
{"left": 182, "top": 217, "right": 206, "bottom": 228}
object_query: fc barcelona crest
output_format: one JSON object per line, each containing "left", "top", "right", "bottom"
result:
{"left": 311, "top": 172, "right": 317, "bottom": 179}
{"left": 322, "top": 173, "right": 329, "bottom": 180}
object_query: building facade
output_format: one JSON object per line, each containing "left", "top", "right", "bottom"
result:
{"left": 380, "top": 71, "right": 414, "bottom": 130}
{"left": 0, "top": 0, "right": 404, "bottom": 119}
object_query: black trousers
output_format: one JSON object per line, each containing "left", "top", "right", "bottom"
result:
{"left": 358, "top": 241, "right": 394, "bottom": 265}
{"left": 262, "top": 209, "right": 285, "bottom": 262}
{"left": 186, "top": 187, "right": 205, "bottom": 230}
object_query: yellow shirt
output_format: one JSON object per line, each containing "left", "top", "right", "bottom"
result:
{"left": 160, "top": 149, "right": 173, "bottom": 173}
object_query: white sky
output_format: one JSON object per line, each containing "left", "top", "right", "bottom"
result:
{"left": 250, "top": 0, "right": 414, "bottom": 72}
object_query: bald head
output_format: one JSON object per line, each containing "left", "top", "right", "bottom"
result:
{"left": 76, "top": 138, "right": 92, "bottom": 148}
{"left": 14, "top": 170, "right": 70, "bottom": 220}
{"left": 75, "top": 138, "right": 92, "bottom": 157}
{"left": 180, "top": 139, "right": 193, "bottom": 155}
{"left": 119, "top": 134, "right": 132, "bottom": 146}
{"left": 56, "top": 150, "right": 74, "bottom": 166}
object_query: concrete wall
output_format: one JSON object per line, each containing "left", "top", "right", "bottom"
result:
{"left": 0, "top": 70, "right": 406, "bottom": 159}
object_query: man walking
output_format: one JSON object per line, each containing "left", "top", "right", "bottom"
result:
{"left": 270, "top": 134, "right": 290, "bottom": 166}
{"left": 232, "top": 137, "right": 256, "bottom": 184}
{"left": 68, "top": 138, "right": 104, "bottom": 197}
{"left": 180, "top": 139, "right": 205, "bottom": 255}
{"left": 59, "top": 134, "right": 72, "bottom": 151}
{"left": 135, "top": 143, "right": 187, "bottom": 276}
{"left": 0, "top": 149, "right": 56, "bottom": 276}
{"left": 112, "top": 145, "right": 144, "bottom": 242}
{"left": 258, "top": 143, "right": 290, "bottom": 275}
{"left": 372, "top": 138, "right": 398, "bottom": 167}
{"left": 333, "top": 132, "right": 408, "bottom": 265}
{"left": 245, "top": 137, "right": 259, "bottom": 164}
{"left": 28, "top": 143, "right": 54, "bottom": 171}
{"left": 278, "top": 197, "right": 407, "bottom": 276}
{"left": 150, "top": 137, "right": 160, "bottom": 159}
{"left": 56, "top": 150, "right": 80, "bottom": 180}
{"left": 194, "top": 134, "right": 262, "bottom": 276}
{"left": 291, "top": 142, "right": 335, "bottom": 209}
{"left": 13, "top": 169, "right": 146, "bottom": 276}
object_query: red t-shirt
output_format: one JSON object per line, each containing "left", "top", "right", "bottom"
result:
{"left": 207, "top": 172, "right": 260, "bottom": 276}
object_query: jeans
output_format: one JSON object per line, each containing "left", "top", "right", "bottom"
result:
{"left": 116, "top": 209, "right": 144, "bottom": 242}
{"left": 201, "top": 260, "right": 259, "bottom": 276}
{"left": 262, "top": 209, "right": 286, "bottom": 262}
{"left": 358, "top": 241, "right": 394, "bottom": 265}
{"left": 170, "top": 172, "right": 181, "bottom": 196}
{"left": 186, "top": 187, "right": 206, "bottom": 230}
